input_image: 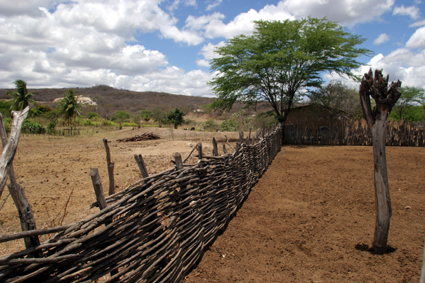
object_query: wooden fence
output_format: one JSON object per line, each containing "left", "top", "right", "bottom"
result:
{"left": 0, "top": 126, "right": 283, "bottom": 282}
{"left": 284, "top": 120, "right": 425, "bottom": 146}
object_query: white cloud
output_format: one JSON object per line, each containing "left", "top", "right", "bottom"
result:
{"left": 191, "top": 2, "right": 294, "bottom": 39}
{"left": 0, "top": 0, "right": 53, "bottom": 17}
{"left": 196, "top": 59, "right": 210, "bottom": 67}
{"left": 393, "top": 5, "right": 420, "bottom": 20}
{"left": 410, "top": 19, "right": 425, "bottom": 27}
{"left": 373, "top": 33, "right": 390, "bottom": 45}
{"left": 198, "top": 41, "right": 226, "bottom": 60}
{"left": 406, "top": 26, "right": 425, "bottom": 49}
{"left": 281, "top": 0, "right": 394, "bottom": 26}
{"left": 206, "top": 0, "right": 223, "bottom": 11}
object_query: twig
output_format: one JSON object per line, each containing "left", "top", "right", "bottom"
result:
{"left": 183, "top": 144, "right": 199, "bottom": 163}
{"left": 59, "top": 188, "right": 74, "bottom": 226}
{"left": 0, "top": 192, "right": 10, "bottom": 211}
{"left": 225, "top": 135, "right": 235, "bottom": 151}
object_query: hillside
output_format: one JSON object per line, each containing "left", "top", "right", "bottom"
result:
{"left": 0, "top": 85, "right": 216, "bottom": 118}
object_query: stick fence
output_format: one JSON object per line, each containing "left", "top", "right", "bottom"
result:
{"left": 0, "top": 125, "right": 282, "bottom": 282}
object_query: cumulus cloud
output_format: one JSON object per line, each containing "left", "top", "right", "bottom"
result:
{"left": 374, "top": 33, "right": 390, "bottom": 45}
{"left": 393, "top": 5, "right": 420, "bottom": 20}
{"left": 189, "top": 2, "right": 294, "bottom": 39}
{"left": 198, "top": 41, "right": 226, "bottom": 60}
{"left": 196, "top": 59, "right": 210, "bottom": 67}
{"left": 406, "top": 26, "right": 425, "bottom": 49}
{"left": 281, "top": 0, "right": 394, "bottom": 26}
{"left": 409, "top": 19, "right": 425, "bottom": 27}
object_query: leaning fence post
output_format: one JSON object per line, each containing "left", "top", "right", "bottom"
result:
{"left": 223, "top": 144, "right": 228, "bottom": 154}
{"left": 134, "top": 154, "right": 149, "bottom": 178}
{"left": 212, "top": 138, "right": 218, "bottom": 157}
{"left": 102, "top": 138, "right": 115, "bottom": 196}
{"left": 0, "top": 110, "right": 41, "bottom": 256}
{"left": 90, "top": 168, "right": 107, "bottom": 210}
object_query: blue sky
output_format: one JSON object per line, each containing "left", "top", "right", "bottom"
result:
{"left": 0, "top": 0, "right": 424, "bottom": 97}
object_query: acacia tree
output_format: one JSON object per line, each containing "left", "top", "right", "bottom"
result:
{"left": 209, "top": 17, "right": 370, "bottom": 141}
{"left": 392, "top": 86, "right": 425, "bottom": 121}
{"left": 8, "top": 80, "right": 36, "bottom": 111}
{"left": 359, "top": 69, "right": 402, "bottom": 254}
{"left": 167, "top": 108, "right": 185, "bottom": 129}
{"left": 308, "top": 80, "right": 362, "bottom": 119}
{"left": 58, "top": 89, "right": 83, "bottom": 126}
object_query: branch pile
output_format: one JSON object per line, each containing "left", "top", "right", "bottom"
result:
{"left": 117, "top": 132, "right": 160, "bottom": 142}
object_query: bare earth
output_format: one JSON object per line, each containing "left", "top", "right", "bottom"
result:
{"left": 0, "top": 128, "right": 424, "bottom": 282}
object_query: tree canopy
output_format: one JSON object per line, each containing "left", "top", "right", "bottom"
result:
{"left": 390, "top": 86, "right": 425, "bottom": 122}
{"left": 308, "top": 80, "right": 362, "bottom": 119}
{"left": 57, "top": 89, "right": 82, "bottom": 125}
{"left": 209, "top": 17, "right": 371, "bottom": 125}
{"left": 8, "top": 80, "right": 36, "bottom": 111}
{"left": 167, "top": 108, "right": 185, "bottom": 129}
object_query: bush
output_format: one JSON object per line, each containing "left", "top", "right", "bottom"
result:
{"left": 87, "top": 112, "right": 100, "bottom": 119}
{"left": 122, "top": 122, "right": 138, "bottom": 127}
{"left": 2, "top": 117, "right": 12, "bottom": 133}
{"left": 220, "top": 119, "right": 239, "bottom": 132}
{"left": 47, "top": 122, "right": 56, "bottom": 134}
{"left": 101, "top": 120, "right": 115, "bottom": 126}
{"left": 22, "top": 120, "right": 46, "bottom": 134}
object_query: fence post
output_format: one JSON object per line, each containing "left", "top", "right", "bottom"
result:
{"left": 102, "top": 138, "right": 115, "bottom": 196}
{"left": 134, "top": 154, "right": 149, "bottom": 178}
{"left": 212, "top": 138, "right": 218, "bottom": 157}
{"left": 90, "top": 168, "right": 107, "bottom": 210}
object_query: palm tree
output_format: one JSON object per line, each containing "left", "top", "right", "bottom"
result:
{"left": 7, "top": 80, "right": 36, "bottom": 111}
{"left": 58, "top": 89, "right": 83, "bottom": 126}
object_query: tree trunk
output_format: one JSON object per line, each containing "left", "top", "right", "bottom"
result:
{"left": 371, "top": 116, "right": 392, "bottom": 254}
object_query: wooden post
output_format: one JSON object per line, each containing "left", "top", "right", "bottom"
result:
{"left": 174, "top": 152, "right": 184, "bottom": 170}
{"left": 239, "top": 131, "right": 244, "bottom": 144}
{"left": 212, "top": 138, "right": 218, "bottom": 157}
{"left": 0, "top": 109, "right": 41, "bottom": 255}
{"left": 359, "top": 69, "right": 402, "bottom": 254}
{"left": 223, "top": 144, "right": 227, "bottom": 154}
{"left": 90, "top": 168, "right": 107, "bottom": 210}
{"left": 197, "top": 143, "right": 203, "bottom": 161}
{"left": 102, "top": 138, "right": 115, "bottom": 196}
{"left": 134, "top": 154, "right": 149, "bottom": 178}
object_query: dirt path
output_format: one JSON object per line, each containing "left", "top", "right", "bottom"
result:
{"left": 184, "top": 146, "right": 425, "bottom": 283}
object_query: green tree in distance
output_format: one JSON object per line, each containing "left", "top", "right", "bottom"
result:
{"left": 140, "top": 110, "right": 152, "bottom": 122}
{"left": 152, "top": 107, "right": 167, "bottom": 127}
{"left": 167, "top": 108, "right": 185, "bottom": 129}
{"left": 209, "top": 17, "right": 371, "bottom": 141}
{"left": 112, "top": 111, "right": 130, "bottom": 129}
{"left": 391, "top": 86, "right": 425, "bottom": 121}
{"left": 8, "top": 80, "right": 36, "bottom": 111}
{"left": 57, "top": 89, "right": 83, "bottom": 126}
{"left": 308, "top": 80, "right": 362, "bottom": 119}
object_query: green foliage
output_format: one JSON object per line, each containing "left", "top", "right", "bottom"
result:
{"left": 47, "top": 122, "right": 56, "bottom": 133}
{"left": 101, "top": 119, "right": 115, "bottom": 126}
{"left": 7, "top": 80, "right": 36, "bottom": 111}
{"left": 140, "top": 110, "right": 152, "bottom": 122}
{"left": 167, "top": 108, "right": 185, "bottom": 129}
{"left": 308, "top": 80, "right": 362, "bottom": 119}
{"left": 151, "top": 107, "right": 168, "bottom": 126}
{"left": 0, "top": 100, "right": 12, "bottom": 117}
{"left": 122, "top": 122, "right": 138, "bottom": 127}
{"left": 209, "top": 18, "right": 371, "bottom": 123}
{"left": 391, "top": 86, "right": 425, "bottom": 122}
{"left": 220, "top": 119, "right": 239, "bottom": 132}
{"left": 86, "top": 112, "right": 100, "bottom": 119}
{"left": 30, "top": 104, "right": 53, "bottom": 117}
{"left": 112, "top": 111, "right": 130, "bottom": 122}
{"left": 252, "top": 112, "right": 277, "bottom": 129}
{"left": 203, "top": 119, "right": 219, "bottom": 131}
{"left": 22, "top": 120, "right": 46, "bottom": 134}
{"left": 2, "top": 117, "right": 12, "bottom": 133}
{"left": 57, "top": 89, "right": 83, "bottom": 125}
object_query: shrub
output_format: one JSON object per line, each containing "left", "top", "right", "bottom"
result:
{"left": 87, "top": 112, "right": 100, "bottom": 119}
{"left": 101, "top": 120, "right": 115, "bottom": 126}
{"left": 220, "top": 119, "right": 239, "bottom": 132}
{"left": 47, "top": 122, "right": 56, "bottom": 134}
{"left": 122, "top": 122, "right": 138, "bottom": 127}
{"left": 22, "top": 120, "right": 46, "bottom": 134}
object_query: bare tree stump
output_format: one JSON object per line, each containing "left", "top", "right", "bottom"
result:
{"left": 359, "top": 69, "right": 401, "bottom": 254}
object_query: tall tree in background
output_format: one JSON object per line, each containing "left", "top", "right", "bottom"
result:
{"left": 209, "top": 17, "right": 371, "bottom": 142}
{"left": 308, "top": 81, "right": 362, "bottom": 119}
{"left": 359, "top": 69, "right": 401, "bottom": 254}
{"left": 167, "top": 108, "right": 185, "bottom": 129}
{"left": 58, "top": 89, "right": 82, "bottom": 126}
{"left": 392, "top": 86, "right": 425, "bottom": 121}
{"left": 8, "top": 80, "right": 36, "bottom": 111}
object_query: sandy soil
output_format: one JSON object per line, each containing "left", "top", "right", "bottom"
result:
{"left": 0, "top": 128, "right": 424, "bottom": 282}
{"left": 184, "top": 145, "right": 425, "bottom": 283}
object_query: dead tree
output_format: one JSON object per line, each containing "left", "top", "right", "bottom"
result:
{"left": 359, "top": 69, "right": 401, "bottom": 254}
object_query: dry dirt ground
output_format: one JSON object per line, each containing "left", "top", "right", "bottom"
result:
{"left": 0, "top": 128, "right": 424, "bottom": 282}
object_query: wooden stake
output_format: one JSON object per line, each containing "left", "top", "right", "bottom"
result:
{"left": 212, "top": 138, "right": 218, "bottom": 157}
{"left": 102, "top": 138, "right": 115, "bottom": 196}
{"left": 174, "top": 153, "right": 184, "bottom": 170}
{"left": 90, "top": 168, "right": 107, "bottom": 210}
{"left": 134, "top": 154, "right": 149, "bottom": 178}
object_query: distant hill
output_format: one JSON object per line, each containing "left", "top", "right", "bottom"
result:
{"left": 0, "top": 85, "right": 216, "bottom": 118}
